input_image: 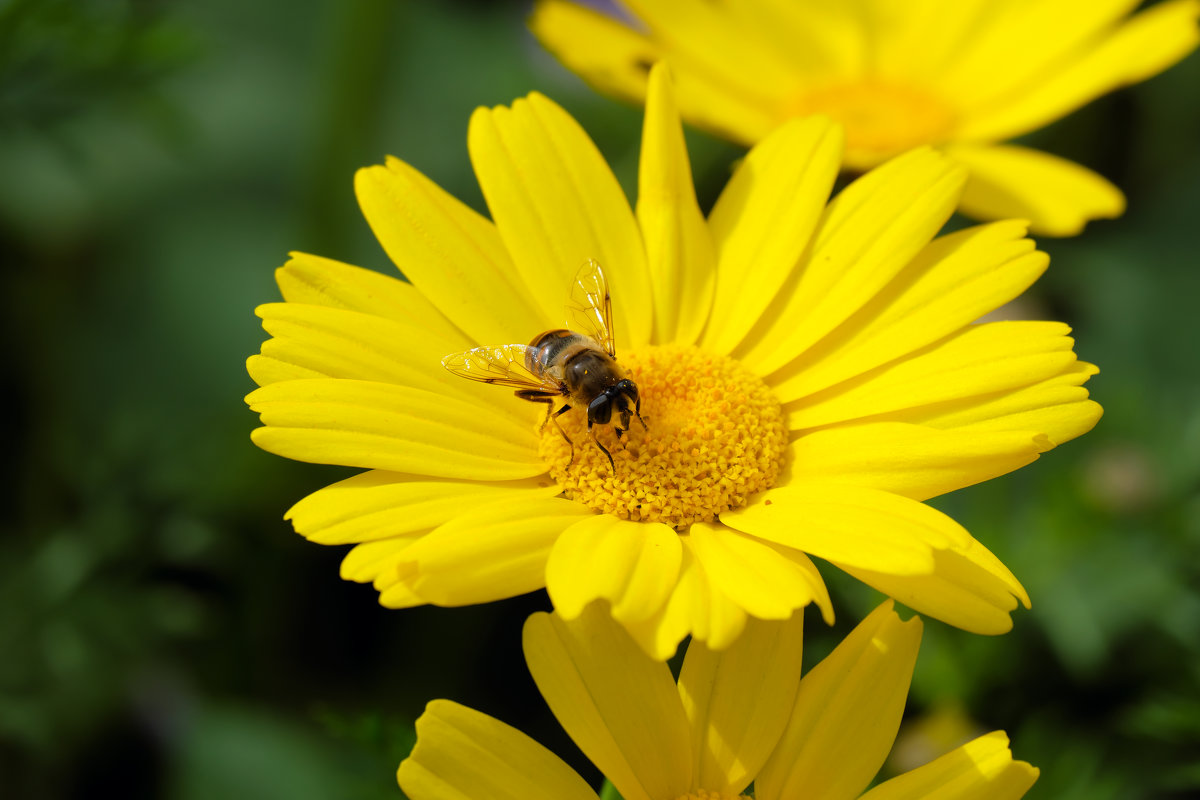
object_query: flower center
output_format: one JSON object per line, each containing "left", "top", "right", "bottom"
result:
{"left": 672, "top": 792, "right": 751, "bottom": 800}
{"left": 789, "top": 81, "right": 956, "bottom": 168}
{"left": 538, "top": 345, "right": 787, "bottom": 529}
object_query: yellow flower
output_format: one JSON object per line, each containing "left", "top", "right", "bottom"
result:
{"left": 397, "top": 601, "right": 1040, "bottom": 800}
{"left": 530, "top": 0, "right": 1200, "bottom": 236}
{"left": 246, "top": 65, "right": 1100, "bottom": 659}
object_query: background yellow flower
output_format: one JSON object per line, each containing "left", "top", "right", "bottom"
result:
{"left": 531, "top": 0, "right": 1200, "bottom": 236}
{"left": 399, "top": 601, "right": 1039, "bottom": 800}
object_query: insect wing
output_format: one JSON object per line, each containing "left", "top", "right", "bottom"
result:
{"left": 441, "top": 344, "right": 561, "bottom": 392}
{"left": 566, "top": 258, "right": 616, "bottom": 357}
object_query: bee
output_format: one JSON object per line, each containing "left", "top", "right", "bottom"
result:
{"left": 441, "top": 259, "right": 644, "bottom": 470}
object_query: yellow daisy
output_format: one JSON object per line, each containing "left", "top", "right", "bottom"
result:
{"left": 397, "top": 601, "right": 1040, "bottom": 800}
{"left": 246, "top": 64, "right": 1101, "bottom": 659}
{"left": 530, "top": 0, "right": 1200, "bottom": 236}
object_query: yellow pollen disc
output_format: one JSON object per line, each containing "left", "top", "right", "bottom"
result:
{"left": 538, "top": 345, "right": 788, "bottom": 530}
{"left": 790, "top": 81, "right": 956, "bottom": 168}
{"left": 672, "top": 792, "right": 751, "bottom": 800}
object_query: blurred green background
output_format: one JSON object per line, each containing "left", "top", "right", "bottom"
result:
{"left": 1, "top": 1, "right": 1197, "bottom": 798}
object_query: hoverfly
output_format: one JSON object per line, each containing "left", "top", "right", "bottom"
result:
{"left": 441, "top": 259, "right": 644, "bottom": 470}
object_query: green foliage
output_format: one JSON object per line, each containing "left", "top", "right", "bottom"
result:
{"left": 0, "top": 0, "right": 197, "bottom": 135}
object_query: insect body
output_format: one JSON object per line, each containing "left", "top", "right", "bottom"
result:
{"left": 441, "top": 259, "right": 644, "bottom": 470}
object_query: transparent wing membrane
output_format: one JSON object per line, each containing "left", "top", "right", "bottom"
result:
{"left": 441, "top": 344, "right": 561, "bottom": 392}
{"left": 566, "top": 258, "right": 616, "bottom": 357}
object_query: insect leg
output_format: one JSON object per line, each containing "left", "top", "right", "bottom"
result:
{"left": 546, "top": 403, "right": 571, "bottom": 432}
{"left": 589, "top": 421, "right": 615, "bottom": 472}
{"left": 514, "top": 389, "right": 557, "bottom": 404}
{"left": 634, "top": 394, "right": 647, "bottom": 429}
{"left": 549, "top": 406, "right": 575, "bottom": 465}
{"left": 516, "top": 392, "right": 574, "bottom": 447}
{"left": 514, "top": 389, "right": 576, "bottom": 465}
{"left": 514, "top": 390, "right": 565, "bottom": 426}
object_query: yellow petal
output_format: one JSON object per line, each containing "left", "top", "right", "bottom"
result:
{"left": 355, "top": 158, "right": 544, "bottom": 345}
{"left": 902, "top": 361, "right": 1102, "bottom": 447}
{"left": 756, "top": 601, "right": 922, "bottom": 800}
{"left": 859, "top": 731, "right": 1038, "bottom": 800}
{"left": 286, "top": 471, "right": 559, "bottom": 545}
{"left": 677, "top": 613, "right": 805, "bottom": 795}
{"left": 530, "top": 1, "right": 781, "bottom": 145}
{"left": 397, "top": 699, "right": 597, "bottom": 800}
{"left": 253, "top": 302, "right": 463, "bottom": 394}
{"left": 786, "top": 321, "right": 1080, "bottom": 432}
{"left": 955, "top": 0, "right": 1200, "bottom": 143}
{"left": 769, "top": 220, "right": 1047, "bottom": 402}
{"left": 529, "top": 0, "right": 661, "bottom": 106}
{"left": 246, "top": 353, "right": 322, "bottom": 385}
{"left": 620, "top": 545, "right": 703, "bottom": 660}
{"left": 637, "top": 63, "right": 717, "bottom": 346}
{"left": 273, "top": 252, "right": 467, "bottom": 345}
{"left": 691, "top": 568, "right": 750, "bottom": 652}
{"left": 834, "top": 536, "right": 1030, "bottom": 636}
{"left": 378, "top": 580, "right": 425, "bottom": 609}
{"left": 736, "top": 148, "right": 967, "bottom": 376}
{"left": 252, "top": 300, "right": 538, "bottom": 425}
{"left": 614, "top": 0, "right": 809, "bottom": 134}
{"left": 688, "top": 522, "right": 828, "bottom": 620}
{"left": 340, "top": 536, "right": 421, "bottom": 584}
{"left": 935, "top": 0, "right": 1140, "bottom": 109}
{"left": 620, "top": 0, "right": 800, "bottom": 98}
{"left": 857, "top": 0, "right": 1003, "bottom": 87}
{"left": 666, "top": 66, "right": 786, "bottom": 147}
{"left": 523, "top": 606, "right": 692, "bottom": 800}
{"left": 763, "top": 543, "right": 836, "bottom": 625}
{"left": 546, "top": 514, "right": 683, "bottom": 625}
{"left": 788, "top": 422, "right": 1047, "bottom": 502}
{"left": 622, "top": 543, "right": 749, "bottom": 658}
{"left": 945, "top": 144, "right": 1125, "bottom": 236}
{"left": 722, "top": 484, "right": 970, "bottom": 574}
{"left": 247, "top": 379, "right": 543, "bottom": 480}
{"left": 707, "top": 0, "right": 865, "bottom": 79}
{"left": 702, "top": 116, "right": 843, "bottom": 356}
{"left": 468, "top": 93, "right": 651, "bottom": 349}
{"left": 396, "top": 497, "right": 593, "bottom": 606}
